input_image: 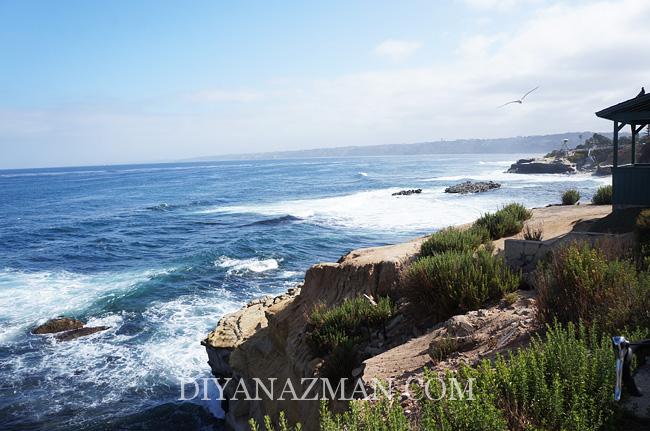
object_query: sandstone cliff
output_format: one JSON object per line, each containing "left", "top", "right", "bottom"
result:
{"left": 203, "top": 205, "right": 613, "bottom": 430}
{"left": 203, "top": 238, "right": 423, "bottom": 430}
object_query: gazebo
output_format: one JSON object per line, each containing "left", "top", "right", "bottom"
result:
{"left": 596, "top": 89, "right": 650, "bottom": 208}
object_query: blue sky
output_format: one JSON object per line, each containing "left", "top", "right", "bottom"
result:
{"left": 1, "top": 0, "right": 649, "bottom": 168}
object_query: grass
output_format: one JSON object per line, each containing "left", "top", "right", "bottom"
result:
{"left": 404, "top": 249, "right": 520, "bottom": 322}
{"left": 536, "top": 242, "right": 650, "bottom": 332}
{"left": 592, "top": 185, "right": 613, "bottom": 205}
{"left": 475, "top": 203, "right": 532, "bottom": 240}
{"left": 522, "top": 223, "right": 543, "bottom": 241}
{"left": 306, "top": 296, "right": 393, "bottom": 381}
{"left": 420, "top": 226, "right": 489, "bottom": 257}
{"left": 562, "top": 189, "right": 581, "bottom": 205}
{"left": 309, "top": 322, "right": 636, "bottom": 431}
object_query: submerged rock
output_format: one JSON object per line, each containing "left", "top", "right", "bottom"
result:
{"left": 507, "top": 158, "right": 575, "bottom": 174}
{"left": 392, "top": 189, "right": 422, "bottom": 196}
{"left": 444, "top": 181, "right": 501, "bottom": 194}
{"left": 32, "top": 317, "right": 84, "bottom": 334}
{"left": 55, "top": 326, "right": 110, "bottom": 341}
{"left": 32, "top": 316, "right": 110, "bottom": 341}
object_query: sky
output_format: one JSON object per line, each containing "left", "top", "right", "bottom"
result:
{"left": 1, "top": 0, "right": 649, "bottom": 169}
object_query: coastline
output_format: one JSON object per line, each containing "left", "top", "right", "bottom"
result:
{"left": 203, "top": 204, "right": 613, "bottom": 430}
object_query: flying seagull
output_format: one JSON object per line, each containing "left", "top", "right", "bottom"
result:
{"left": 498, "top": 86, "right": 539, "bottom": 108}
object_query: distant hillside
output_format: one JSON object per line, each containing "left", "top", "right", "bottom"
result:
{"left": 190, "top": 132, "right": 609, "bottom": 161}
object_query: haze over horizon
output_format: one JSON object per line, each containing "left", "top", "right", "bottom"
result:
{"left": 1, "top": 0, "right": 649, "bottom": 169}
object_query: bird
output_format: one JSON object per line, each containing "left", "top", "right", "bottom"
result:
{"left": 498, "top": 86, "right": 539, "bottom": 108}
{"left": 637, "top": 87, "right": 645, "bottom": 97}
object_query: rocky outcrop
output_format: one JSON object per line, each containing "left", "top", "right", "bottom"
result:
{"left": 32, "top": 317, "right": 109, "bottom": 341}
{"left": 594, "top": 165, "right": 613, "bottom": 176}
{"left": 33, "top": 317, "right": 84, "bottom": 334}
{"left": 204, "top": 239, "right": 423, "bottom": 430}
{"left": 507, "top": 158, "right": 575, "bottom": 174}
{"left": 444, "top": 181, "right": 500, "bottom": 194}
{"left": 392, "top": 189, "right": 422, "bottom": 196}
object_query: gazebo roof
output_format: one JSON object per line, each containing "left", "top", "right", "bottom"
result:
{"left": 596, "top": 90, "right": 650, "bottom": 123}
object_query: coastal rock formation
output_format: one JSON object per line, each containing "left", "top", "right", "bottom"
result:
{"left": 203, "top": 205, "right": 615, "bottom": 430}
{"left": 392, "top": 189, "right": 422, "bottom": 196}
{"left": 32, "top": 317, "right": 109, "bottom": 341}
{"left": 507, "top": 158, "right": 576, "bottom": 174}
{"left": 32, "top": 317, "right": 84, "bottom": 334}
{"left": 444, "top": 181, "right": 501, "bottom": 194}
{"left": 55, "top": 326, "right": 110, "bottom": 341}
{"left": 203, "top": 238, "right": 423, "bottom": 430}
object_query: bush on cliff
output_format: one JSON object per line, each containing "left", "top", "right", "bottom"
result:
{"left": 404, "top": 249, "right": 520, "bottom": 322}
{"left": 306, "top": 296, "right": 393, "bottom": 381}
{"left": 536, "top": 242, "right": 650, "bottom": 332}
{"left": 475, "top": 203, "right": 531, "bottom": 240}
{"left": 313, "top": 322, "right": 629, "bottom": 431}
{"left": 592, "top": 185, "right": 613, "bottom": 205}
{"left": 419, "top": 226, "right": 490, "bottom": 257}
{"left": 562, "top": 189, "right": 581, "bottom": 205}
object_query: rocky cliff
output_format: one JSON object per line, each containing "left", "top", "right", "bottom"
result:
{"left": 203, "top": 238, "right": 423, "bottom": 430}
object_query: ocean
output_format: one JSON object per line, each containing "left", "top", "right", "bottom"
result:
{"left": 0, "top": 155, "right": 610, "bottom": 430}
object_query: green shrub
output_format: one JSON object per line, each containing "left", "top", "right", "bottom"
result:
{"left": 404, "top": 249, "right": 520, "bottom": 321}
{"left": 318, "top": 322, "right": 628, "bottom": 431}
{"left": 474, "top": 203, "right": 531, "bottom": 240}
{"left": 307, "top": 296, "right": 393, "bottom": 356}
{"left": 420, "top": 226, "right": 489, "bottom": 257}
{"left": 562, "top": 189, "right": 581, "bottom": 205}
{"left": 592, "top": 185, "right": 612, "bottom": 205}
{"left": 536, "top": 242, "right": 650, "bottom": 331}
{"left": 501, "top": 203, "right": 532, "bottom": 221}
{"left": 475, "top": 211, "right": 522, "bottom": 240}
{"left": 306, "top": 296, "right": 393, "bottom": 381}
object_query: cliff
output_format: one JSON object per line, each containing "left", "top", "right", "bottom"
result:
{"left": 203, "top": 205, "right": 613, "bottom": 430}
{"left": 203, "top": 238, "right": 423, "bottom": 430}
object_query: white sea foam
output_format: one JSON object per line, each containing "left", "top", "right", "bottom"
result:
{"left": 196, "top": 188, "right": 514, "bottom": 231}
{"left": 0, "top": 267, "right": 240, "bottom": 420}
{"left": 358, "top": 172, "right": 369, "bottom": 177}
{"left": 215, "top": 256, "right": 280, "bottom": 274}
{"left": 0, "top": 268, "right": 165, "bottom": 343}
{"left": 424, "top": 169, "right": 611, "bottom": 184}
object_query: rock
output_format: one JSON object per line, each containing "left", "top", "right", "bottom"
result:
{"left": 445, "top": 315, "right": 474, "bottom": 337}
{"left": 444, "top": 181, "right": 501, "bottom": 194}
{"left": 594, "top": 165, "right": 612, "bottom": 176}
{"left": 351, "top": 366, "right": 364, "bottom": 378}
{"left": 507, "top": 158, "right": 575, "bottom": 174}
{"left": 392, "top": 189, "right": 422, "bottom": 196}
{"left": 55, "top": 326, "right": 110, "bottom": 341}
{"left": 32, "top": 317, "right": 84, "bottom": 334}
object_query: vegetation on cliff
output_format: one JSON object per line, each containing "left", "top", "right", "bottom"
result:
{"left": 404, "top": 250, "right": 520, "bottom": 322}
{"left": 475, "top": 203, "right": 531, "bottom": 240}
{"left": 561, "top": 189, "right": 581, "bottom": 205}
{"left": 592, "top": 185, "right": 613, "bottom": 205}
{"left": 306, "top": 296, "right": 394, "bottom": 381}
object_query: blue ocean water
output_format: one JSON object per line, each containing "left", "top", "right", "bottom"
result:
{"left": 0, "top": 155, "right": 610, "bottom": 430}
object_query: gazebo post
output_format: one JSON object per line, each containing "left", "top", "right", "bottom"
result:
{"left": 613, "top": 121, "right": 619, "bottom": 168}
{"left": 631, "top": 123, "right": 637, "bottom": 165}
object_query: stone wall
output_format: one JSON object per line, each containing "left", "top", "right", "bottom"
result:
{"left": 504, "top": 232, "right": 627, "bottom": 273}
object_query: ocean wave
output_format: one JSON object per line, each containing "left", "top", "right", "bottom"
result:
{"left": 0, "top": 268, "right": 169, "bottom": 343}
{"left": 423, "top": 169, "right": 612, "bottom": 184}
{"left": 215, "top": 256, "right": 280, "bottom": 274}
{"left": 358, "top": 172, "right": 369, "bottom": 177}
{"left": 242, "top": 215, "right": 302, "bottom": 227}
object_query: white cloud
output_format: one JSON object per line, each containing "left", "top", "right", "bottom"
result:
{"left": 185, "top": 89, "right": 262, "bottom": 103}
{"left": 373, "top": 39, "right": 421, "bottom": 62}
{"left": 461, "top": 0, "right": 543, "bottom": 11}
